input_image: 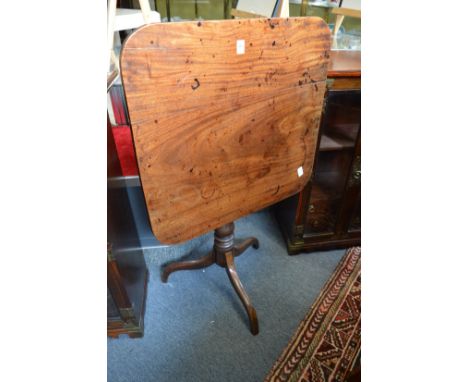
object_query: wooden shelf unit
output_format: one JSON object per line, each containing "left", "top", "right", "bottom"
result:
{"left": 274, "top": 50, "right": 361, "bottom": 254}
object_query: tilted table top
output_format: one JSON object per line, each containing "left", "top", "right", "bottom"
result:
{"left": 121, "top": 17, "right": 330, "bottom": 244}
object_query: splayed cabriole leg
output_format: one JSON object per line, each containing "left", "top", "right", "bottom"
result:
{"left": 225, "top": 251, "right": 259, "bottom": 335}
{"left": 160, "top": 222, "right": 260, "bottom": 335}
{"left": 161, "top": 252, "right": 215, "bottom": 283}
{"left": 234, "top": 237, "right": 259, "bottom": 257}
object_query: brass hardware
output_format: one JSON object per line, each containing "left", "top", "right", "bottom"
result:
{"left": 122, "top": 320, "right": 138, "bottom": 330}
{"left": 119, "top": 307, "right": 134, "bottom": 320}
{"left": 107, "top": 243, "right": 115, "bottom": 262}
{"left": 295, "top": 225, "right": 304, "bottom": 239}
{"left": 349, "top": 155, "right": 361, "bottom": 186}
{"left": 308, "top": 204, "right": 315, "bottom": 213}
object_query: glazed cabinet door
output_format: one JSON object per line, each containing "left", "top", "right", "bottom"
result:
{"left": 336, "top": 132, "right": 360, "bottom": 236}
{"left": 304, "top": 90, "right": 360, "bottom": 238}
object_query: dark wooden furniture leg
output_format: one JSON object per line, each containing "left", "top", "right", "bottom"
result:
{"left": 161, "top": 252, "right": 214, "bottom": 283}
{"left": 234, "top": 237, "right": 259, "bottom": 256}
{"left": 161, "top": 222, "right": 260, "bottom": 335}
{"left": 225, "top": 251, "right": 259, "bottom": 335}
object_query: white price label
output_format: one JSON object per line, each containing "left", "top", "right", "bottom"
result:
{"left": 236, "top": 39, "right": 245, "bottom": 55}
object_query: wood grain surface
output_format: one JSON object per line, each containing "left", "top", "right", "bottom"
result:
{"left": 120, "top": 17, "right": 330, "bottom": 244}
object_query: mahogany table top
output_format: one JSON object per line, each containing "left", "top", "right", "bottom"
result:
{"left": 121, "top": 17, "right": 330, "bottom": 243}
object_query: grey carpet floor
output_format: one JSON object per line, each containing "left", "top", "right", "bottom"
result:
{"left": 108, "top": 208, "right": 346, "bottom": 382}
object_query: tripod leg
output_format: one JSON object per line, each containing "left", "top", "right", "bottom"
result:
{"left": 233, "top": 237, "right": 259, "bottom": 257}
{"left": 225, "top": 251, "right": 259, "bottom": 335}
{"left": 161, "top": 252, "right": 215, "bottom": 283}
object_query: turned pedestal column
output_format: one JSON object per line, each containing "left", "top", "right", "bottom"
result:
{"left": 162, "top": 222, "right": 259, "bottom": 335}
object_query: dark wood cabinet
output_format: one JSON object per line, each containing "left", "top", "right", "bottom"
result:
{"left": 107, "top": 112, "right": 148, "bottom": 338}
{"left": 274, "top": 51, "right": 361, "bottom": 254}
{"left": 107, "top": 244, "right": 148, "bottom": 338}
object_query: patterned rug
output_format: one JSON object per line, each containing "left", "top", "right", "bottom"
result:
{"left": 265, "top": 247, "right": 361, "bottom": 382}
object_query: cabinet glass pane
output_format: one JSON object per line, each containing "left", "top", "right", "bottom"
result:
{"left": 306, "top": 150, "right": 354, "bottom": 234}
{"left": 107, "top": 287, "right": 120, "bottom": 319}
{"left": 306, "top": 90, "right": 360, "bottom": 236}
{"left": 319, "top": 91, "right": 360, "bottom": 152}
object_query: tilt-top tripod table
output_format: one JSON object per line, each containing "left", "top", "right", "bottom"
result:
{"left": 120, "top": 17, "right": 330, "bottom": 335}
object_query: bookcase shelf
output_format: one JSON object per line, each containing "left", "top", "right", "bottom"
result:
{"left": 319, "top": 133, "right": 355, "bottom": 151}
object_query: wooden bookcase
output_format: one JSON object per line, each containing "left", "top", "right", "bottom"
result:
{"left": 274, "top": 50, "right": 361, "bottom": 254}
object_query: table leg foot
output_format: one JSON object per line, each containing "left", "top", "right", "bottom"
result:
{"left": 234, "top": 237, "right": 259, "bottom": 257}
